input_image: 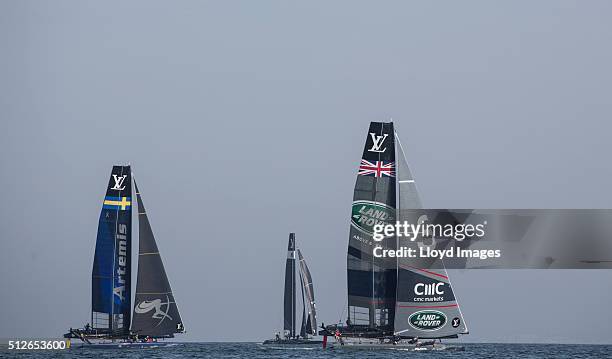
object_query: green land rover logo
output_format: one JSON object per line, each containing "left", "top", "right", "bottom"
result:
{"left": 351, "top": 200, "right": 395, "bottom": 236}
{"left": 409, "top": 310, "right": 447, "bottom": 331}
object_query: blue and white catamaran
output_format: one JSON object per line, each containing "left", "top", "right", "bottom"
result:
{"left": 65, "top": 165, "right": 184, "bottom": 348}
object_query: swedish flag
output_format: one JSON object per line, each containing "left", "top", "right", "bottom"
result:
{"left": 103, "top": 196, "right": 131, "bottom": 210}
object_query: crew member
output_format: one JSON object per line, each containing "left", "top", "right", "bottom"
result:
{"left": 334, "top": 329, "right": 343, "bottom": 345}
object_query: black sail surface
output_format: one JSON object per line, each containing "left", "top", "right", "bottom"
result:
{"left": 299, "top": 279, "right": 307, "bottom": 339}
{"left": 283, "top": 233, "right": 297, "bottom": 337}
{"left": 305, "top": 315, "right": 312, "bottom": 337}
{"left": 297, "top": 249, "right": 317, "bottom": 336}
{"left": 347, "top": 122, "right": 397, "bottom": 331}
{"left": 393, "top": 130, "right": 467, "bottom": 338}
{"left": 91, "top": 165, "right": 132, "bottom": 334}
{"left": 131, "top": 181, "right": 184, "bottom": 337}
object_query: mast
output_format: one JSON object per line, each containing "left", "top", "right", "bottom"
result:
{"left": 283, "top": 233, "right": 296, "bottom": 338}
{"left": 347, "top": 122, "right": 397, "bottom": 332}
{"left": 130, "top": 180, "right": 184, "bottom": 337}
{"left": 91, "top": 165, "right": 132, "bottom": 335}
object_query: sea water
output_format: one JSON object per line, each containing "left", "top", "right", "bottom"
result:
{"left": 1, "top": 342, "right": 609, "bottom": 358}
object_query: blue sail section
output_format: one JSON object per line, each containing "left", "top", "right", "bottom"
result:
{"left": 91, "top": 166, "right": 132, "bottom": 334}
{"left": 92, "top": 211, "right": 115, "bottom": 313}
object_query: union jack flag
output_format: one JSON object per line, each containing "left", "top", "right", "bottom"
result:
{"left": 358, "top": 159, "right": 395, "bottom": 178}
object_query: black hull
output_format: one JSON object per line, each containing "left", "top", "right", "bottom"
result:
{"left": 262, "top": 339, "right": 323, "bottom": 345}
{"left": 319, "top": 324, "right": 391, "bottom": 339}
{"left": 72, "top": 342, "right": 180, "bottom": 349}
{"left": 319, "top": 324, "right": 459, "bottom": 340}
{"left": 64, "top": 328, "right": 174, "bottom": 342}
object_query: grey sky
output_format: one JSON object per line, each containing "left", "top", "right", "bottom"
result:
{"left": 1, "top": 1, "right": 612, "bottom": 343}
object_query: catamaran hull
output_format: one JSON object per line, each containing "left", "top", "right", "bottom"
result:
{"left": 71, "top": 341, "right": 180, "bottom": 349}
{"left": 325, "top": 340, "right": 464, "bottom": 351}
{"left": 261, "top": 339, "right": 323, "bottom": 345}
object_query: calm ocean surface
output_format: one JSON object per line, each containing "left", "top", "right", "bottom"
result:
{"left": 1, "top": 342, "right": 610, "bottom": 358}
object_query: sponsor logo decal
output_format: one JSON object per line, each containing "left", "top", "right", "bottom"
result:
{"left": 412, "top": 282, "right": 445, "bottom": 302}
{"left": 113, "top": 224, "right": 128, "bottom": 301}
{"left": 452, "top": 317, "right": 461, "bottom": 328}
{"left": 408, "top": 310, "right": 447, "bottom": 331}
{"left": 368, "top": 133, "right": 388, "bottom": 153}
{"left": 111, "top": 174, "right": 127, "bottom": 190}
{"left": 135, "top": 295, "right": 174, "bottom": 327}
{"left": 414, "top": 282, "right": 445, "bottom": 296}
{"left": 351, "top": 200, "right": 395, "bottom": 236}
{"left": 358, "top": 159, "right": 395, "bottom": 178}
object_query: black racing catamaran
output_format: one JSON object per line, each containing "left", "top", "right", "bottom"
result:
{"left": 320, "top": 122, "right": 467, "bottom": 351}
{"left": 65, "top": 165, "right": 184, "bottom": 348}
{"left": 263, "top": 233, "right": 322, "bottom": 345}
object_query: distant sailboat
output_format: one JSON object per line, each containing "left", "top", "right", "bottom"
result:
{"left": 263, "top": 233, "right": 322, "bottom": 345}
{"left": 320, "top": 122, "right": 467, "bottom": 351}
{"left": 65, "top": 165, "right": 184, "bottom": 348}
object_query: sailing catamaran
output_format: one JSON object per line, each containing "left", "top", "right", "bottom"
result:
{"left": 319, "top": 122, "right": 467, "bottom": 350}
{"left": 263, "top": 233, "right": 322, "bottom": 345}
{"left": 64, "top": 165, "right": 185, "bottom": 348}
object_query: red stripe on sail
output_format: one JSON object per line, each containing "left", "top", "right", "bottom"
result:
{"left": 399, "top": 264, "right": 449, "bottom": 280}
{"left": 397, "top": 304, "right": 458, "bottom": 308}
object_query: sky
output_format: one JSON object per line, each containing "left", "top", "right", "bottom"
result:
{"left": 1, "top": 0, "right": 612, "bottom": 343}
